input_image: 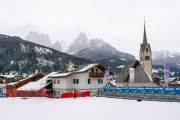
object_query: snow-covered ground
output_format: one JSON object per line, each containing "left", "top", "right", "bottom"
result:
{"left": 0, "top": 97, "right": 180, "bottom": 120}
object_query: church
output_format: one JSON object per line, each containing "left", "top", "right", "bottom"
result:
{"left": 117, "top": 20, "right": 157, "bottom": 86}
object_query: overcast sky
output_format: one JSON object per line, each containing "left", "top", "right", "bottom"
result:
{"left": 0, "top": 0, "right": 180, "bottom": 58}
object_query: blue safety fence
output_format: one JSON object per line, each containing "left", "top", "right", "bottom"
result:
{"left": 0, "top": 94, "right": 6, "bottom": 98}
{"left": 104, "top": 86, "right": 180, "bottom": 95}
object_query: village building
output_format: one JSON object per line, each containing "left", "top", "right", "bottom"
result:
{"left": 6, "top": 73, "right": 44, "bottom": 97}
{"left": 117, "top": 60, "right": 157, "bottom": 86}
{"left": 0, "top": 74, "right": 23, "bottom": 84}
{"left": 48, "top": 63, "right": 113, "bottom": 98}
{"left": 16, "top": 72, "right": 56, "bottom": 97}
{"left": 117, "top": 20, "right": 156, "bottom": 87}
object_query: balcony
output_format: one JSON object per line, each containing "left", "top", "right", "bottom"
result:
{"left": 89, "top": 72, "right": 104, "bottom": 78}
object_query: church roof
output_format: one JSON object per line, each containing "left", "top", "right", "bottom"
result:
{"left": 116, "top": 60, "right": 153, "bottom": 83}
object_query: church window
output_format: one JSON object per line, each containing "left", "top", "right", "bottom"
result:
{"left": 146, "top": 48, "right": 148, "bottom": 52}
{"left": 141, "top": 57, "right": 142, "bottom": 60}
{"left": 145, "top": 56, "right": 150, "bottom": 60}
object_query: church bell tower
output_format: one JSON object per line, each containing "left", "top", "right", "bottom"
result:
{"left": 139, "top": 19, "right": 152, "bottom": 78}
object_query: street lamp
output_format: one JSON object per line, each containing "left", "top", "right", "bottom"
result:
{"left": 123, "top": 68, "right": 124, "bottom": 87}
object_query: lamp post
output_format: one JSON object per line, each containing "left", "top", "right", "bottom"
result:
{"left": 123, "top": 68, "right": 124, "bottom": 87}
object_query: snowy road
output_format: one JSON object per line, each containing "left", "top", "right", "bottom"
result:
{"left": 0, "top": 97, "right": 180, "bottom": 120}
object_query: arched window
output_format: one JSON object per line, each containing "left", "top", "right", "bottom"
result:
{"left": 146, "top": 48, "right": 148, "bottom": 52}
{"left": 145, "top": 56, "right": 150, "bottom": 60}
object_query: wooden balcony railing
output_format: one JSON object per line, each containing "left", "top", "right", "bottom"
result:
{"left": 89, "top": 72, "right": 104, "bottom": 78}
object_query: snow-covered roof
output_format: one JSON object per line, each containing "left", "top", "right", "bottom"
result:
{"left": 48, "top": 63, "right": 102, "bottom": 78}
{"left": 49, "top": 73, "right": 72, "bottom": 78}
{"left": 17, "top": 72, "right": 57, "bottom": 91}
{"left": 7, "top": 75, "right": 34, "bottom": 86}
{"left": 0, "top": 75, "right": 15, "bottom": 78}
{"left": 75, "top": 63, "right": 99, "bottom": 73}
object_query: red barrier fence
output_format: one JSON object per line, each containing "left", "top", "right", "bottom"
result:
{"left": 15, "top": 88, "right": 47, "bottom": 97}
{"left": 61, "top": 91, "right": 90, "bottom": 98}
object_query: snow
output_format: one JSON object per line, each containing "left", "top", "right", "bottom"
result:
{"left": 121, "top": 58, "right": 127, "bottom": 61}
{"left": 17, "top": 72, "right": 57, "bottom": 91}
{"left": 37, "top": 58, "right": 54, "bottom": 67}
{"left": 76, "top": 63, "right": 98, "bottom": 72}
{"left": 35, "top": 46, "right": 52, "bottom": 54}
{"left": 69, "top": 51, "right": 74, "bottom": 55}
{"left": 152, "top": 68, "right": 158, "bottom": 73}
{"left": 116, "top": 65, "right": 125, "bottom": 68}
{"left": 20, "top": 43, "right": 26, "bottom": 52}
{"left": 50, "top": 72, "right": 72, "bottom": 78}
{"left": 49, "top": 63, "right": 101, "bottom": 78}
{"left": 6, "top": 75, "right": 34, "bottom": 86}
{"left": 10, "top": 61, "right": 14, "bottom": 65}
{"left": 0, "top": 75, "right": 15, "bottom": 78}
{"left": 0, "top": 97, "right": 180, "bottom": 120}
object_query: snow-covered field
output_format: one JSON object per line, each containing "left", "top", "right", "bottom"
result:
{"left": 0, "top": 97, "right": 180, "bottom": 120}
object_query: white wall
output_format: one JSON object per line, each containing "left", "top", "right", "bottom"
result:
{"left": 52, "top": 78, "right": 67, "bottom": 97}
{"left": 0, "top": 85, "right": 6, "bottom": 95}
{"left": 51, "top": 66, "right": 108, "bottom": 97}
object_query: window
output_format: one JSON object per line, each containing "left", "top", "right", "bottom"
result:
{"left": 54, "top": 91, "right": 56, "bottom": 96}
{"left": 58, "top": 91, "right": 60, "bottom": 95}
{"left": 140, "top": 57, "right": 142, "bottom": 60}
{"left": 98, "top": 79, "right": 103, "bottom": 84}
{"left": 57, "top": 80, "right": 60, "bottom": 84}
{"left": 96, "top": 69, "right": 98, "bottom": 72}
{"left": 145, "top": 56, "right": 150, "bottom": 60}
{"left": 88, "top": 79, "right": 91, "bottom": 84}
{"left": 92, "top": 69, "right": 94, "bottom": 72}
{"left": 73, "top": 79, "right": 79, "bottom": 84}
{"left": 54, "top": 80, "right": 56, "bottom": 84}
{"left": 76, "top": 79, "right": 79, "bottom": 84}
{"left": 146, "top": 48, "right": 148, "bottom": 52}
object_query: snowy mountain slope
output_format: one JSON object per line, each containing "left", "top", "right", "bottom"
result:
{"left": 153, "top": 50, "right": 180, "bottom": 66}
{"left": 0, "top": 34, "right": 91, "bottom": 73}
{"left": 75, "top": 38, "right": 135, "bottom": 73}
{"left": 152, "top": 50, "right": 180, "bottom": 77}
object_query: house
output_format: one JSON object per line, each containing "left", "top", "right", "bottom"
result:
{"left": 16, "top": 72, "right": 57, "bottom": 97}
{"left": 117, "top": 60, "right": 157, "bottom": 87}
{"left": 48, "top": 63, "right": 113, "bottom": 98}
{"left": 0, "top": 74, "right": 23, "bottom": 84}
{"left": 6, "top": 73, "right": 44, "bottom": 97}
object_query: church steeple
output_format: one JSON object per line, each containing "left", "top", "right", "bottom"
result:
{"left": 139, "top": 17, "right": 152, "bottom": 79}
{"left": 143, "top": 18, "right": 147, "bottom": 45}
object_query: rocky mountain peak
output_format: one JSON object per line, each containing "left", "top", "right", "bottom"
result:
{"left": 67, "top": 32, "right": 89, "bottom": 54}
{"left": 25, "top": 31, "right": 52, "bottom": 48}
{"left": 52, "top": 41, "right": 62, "bottom": 52}
{"left": 76, "top": 32, "right": 89, "bottom": 43}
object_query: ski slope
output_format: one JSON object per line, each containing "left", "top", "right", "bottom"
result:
{"left": 0, "top": 97, "right": 180, "bottom": 120}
